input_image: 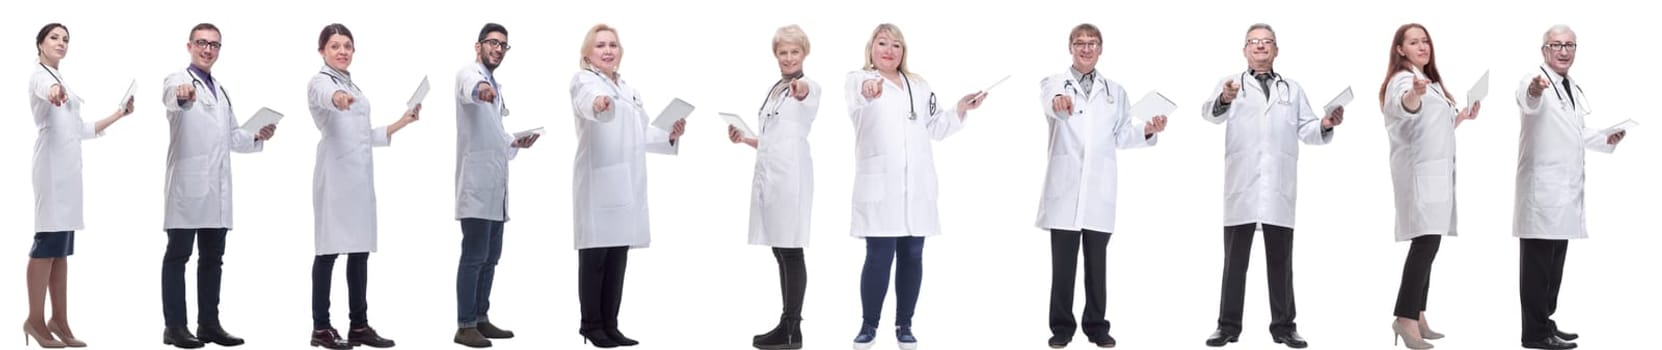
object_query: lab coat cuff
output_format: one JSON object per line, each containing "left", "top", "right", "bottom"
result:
{"left": 373, "top": 126, "right": 391, "bottom": 147}
{"left": 81, "top": 122, "right": 101, "bottom": 139}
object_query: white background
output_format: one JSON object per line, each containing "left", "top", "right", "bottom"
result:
{"left": 1, "top": 0, "right": 1655, "bottom": 349}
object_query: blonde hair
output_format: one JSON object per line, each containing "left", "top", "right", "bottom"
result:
{"left": 862, "top": 23, "right": 912, "bottom": 77}
{"left": 773, "top": 24, "right": 810, "bottom": 55}
{"left": 579, "top": 24, "right": 622, "bottom": 71}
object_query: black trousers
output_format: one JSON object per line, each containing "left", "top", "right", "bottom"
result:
{"left": 1519, "top": 239, "right": 1569, "bottom": 342}
{"left": 313, "top": 253, "right": 370, "bottom": 330}
{"left": 162, "top": 228, "right": 228, "bottom": 328}
{"left": 771, "top": 248, "right": 806, "bottom": 320}
{"left": 1394, "top": 235, "right": 1441, "bottom": 319}
{"left": 578, "top": 246, "right": 629, "bottom": 332}
{"left": 1049, "top": 229, "right": 1111, "bottom": 339}
{"left": 1215, "top": 223, "right": 1297, "bottom": 336}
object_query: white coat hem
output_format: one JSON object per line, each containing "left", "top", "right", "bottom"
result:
{"left": 1513, "top": 233, "right": 1585, "bottom": 240}
{"left": 1396, "top": 231, "right": 1456, "bottom": 242}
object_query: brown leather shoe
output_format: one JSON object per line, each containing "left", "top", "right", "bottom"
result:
{"left": 347, "top": 326, "right": 395, "bottom": 348}
{"left": 477, "top": 321, "right": 515, "bottom": 339}
{"left": 454, "top": 328, "right": 492, "bottom": 348}
{"left": 310, "top": 329, "right": 351, "bottom": 350}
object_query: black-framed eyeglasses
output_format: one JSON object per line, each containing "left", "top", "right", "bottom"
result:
{"left": 1246, "top": 39, "right": 1276, "bottom": 47}
{"left": 192, "top": 39, "right": 222, "bottom": 50}
{"left": 480, "top": 39, "right": 511, "bottom": 51}
{"left": 1544, "top": 42, "right": 1577, "bottom": 52}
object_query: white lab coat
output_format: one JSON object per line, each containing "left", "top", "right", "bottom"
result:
{"left": 161, "top": 68, "right": 264, "bottom": 230}
{"left": 1035, "top": 71, "right": 1156, "bottom": 233}
{"left": 455, "top": 63, "right": 520, "bottom": 222}
{"left": 1513, "top": 66, "right": 1614, "bottom": 240}
{"left": 569, "top": 68, "right": 677, "bottom": 250}
{"left": 30, "top": 62, "right": 100, "bottom": 233}
{"left": 747, "top": 78, "right": 820, "bottom": 248}
{"left": 1198, "top": 71, "right": 1332, "bottom": 229}
{"left": 843, "top": 70, "right": 964, "bottom": 238}
{"left": 308, "top": 66, "right": 391, "bottom": 255}
{"left": 1383, "top": 70, "right": 1459, "bottom": 242}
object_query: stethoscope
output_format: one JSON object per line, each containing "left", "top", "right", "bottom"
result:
{"left": 756, "top": 71, "right": 804, "bottom": 120}
{"left": 39, "top": 62, "right": 80, "bottom": 106}
{"left": 1539, "top": 66, "right": 1583, "bottom": 111}
{"left": 1238, "top": 70, "right": 1292, "bottom": 104}
{"left": 588, "top": 67, "right": 640, "bottom": 109}
{"left": 896, "top": 73, "right": 936, "bottom": 120}
{"left": 187, "top": 67, "right": 231, "bottom": 108}
{"left": 1060, "top": 71, "right": 1110, "bottom": 113}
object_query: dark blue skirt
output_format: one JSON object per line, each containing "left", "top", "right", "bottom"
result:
{"left": 29, "top": 231, "right": 74, "bottom": 258}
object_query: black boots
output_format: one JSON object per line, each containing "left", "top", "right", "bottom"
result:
{"left": 753, "top": 316, "right": 803, "bottom": 350}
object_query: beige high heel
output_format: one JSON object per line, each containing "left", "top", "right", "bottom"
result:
{"left": 1392, "top": 320, "right": 1434, "bottom": 349}
{"left": 22, "top": 322, "right": 66, "bottom": 349}
{"left": 45, "top": 322, "right": 84, "bottom": 347}
{"left": 1419, "top": 321, "right": 1445, "bottom": 340}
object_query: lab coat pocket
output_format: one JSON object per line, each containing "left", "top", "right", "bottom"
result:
{"left": 1413, "top": 160, "right": 1453, "bottom": 205}
{"left": 1043, "top": 155, "right": 1080, "bottom": 199}
{"left": 170, "top": 171, "right": 212, "bottom": 200}
{"left": 1528, "top": 166, "right": 1574, "bottom": 209}
{"left": 1223, "top": 160, "right": 1256, "bottom": 196}
{"left": 853, "top": 156, "right": 885, "bottom": 203}
{"left": 590, "top": 164, "right": 634, "bottom": 208}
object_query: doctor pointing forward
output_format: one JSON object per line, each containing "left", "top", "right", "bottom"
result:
{"left": 1197, "top": 23, "right": 1338, "bottom": 349}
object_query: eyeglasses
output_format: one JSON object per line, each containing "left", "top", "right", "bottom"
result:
{"left": 1543, "top": 42, "right": 1577, "bottom": 52}
{"left": 1071, "top": 41, "right": 1100, "bottom": 49}
{"left": 480, "top": 39, "right": 511, "bottom": 51}
{"left": 1246, "top": 39, "right": 1276, "bottom": 47}
{"left": 192, "top": 39, "right": 222, "bottom": 50}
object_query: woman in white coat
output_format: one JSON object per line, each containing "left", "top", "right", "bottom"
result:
{"left": 24, "top": 23, "right": 132, "bottom": 349}
{"left": 305, "top": 24, "right": 414, "bottom": 350}
{"left": 568, "top": 23, "right": 685, "bottom": 348}
{"left": 1036, "top": 23, "right": 1164, "bottom": 349}
{"left": 726, "top": 24, "right": 818, "bottom": 350}
{"left": 845, "top": 23, "right": 986, "bottom": 350}
{"left": 1378, "top": 23, "right": 1480, "bottom": 350}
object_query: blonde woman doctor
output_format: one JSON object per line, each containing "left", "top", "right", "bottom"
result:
{"left": 726, "top": 24, "right": 818, "bottom": 350}
{"left": 568, "top": 23, "right": 685, "bottom": 348}
{"left": 845, "top": 23, "right": 986, "bottom": 350}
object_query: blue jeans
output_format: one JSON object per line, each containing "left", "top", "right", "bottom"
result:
{"left": 457, "top": 218, "right": 505, "bottom": 327}
{"left": 860, "top": 236, "right": 925, "bottom": 328}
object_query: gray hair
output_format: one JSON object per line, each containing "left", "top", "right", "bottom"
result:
{"left": 1247, "top": 23, "right": 1275, "bottom": 38}
{"left": 1543, "top": 24, "right": 1575, "bottom": 42}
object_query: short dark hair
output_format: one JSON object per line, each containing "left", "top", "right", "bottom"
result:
{"left": 478, "top": 23, "right": 507, "bottom": 42}
{"left": 35, "top": 23, "right": 67, "bottom": 56}
{"left": 189, "top": 23, "right": 219, "bottom": 40}
{"left": 318, "top": 23, "right": 354, "bottom": 51}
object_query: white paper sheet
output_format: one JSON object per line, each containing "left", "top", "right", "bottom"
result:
{"left": 720, "top": 112, "right": 755, "bottom": 139}
{"left": 1130, "top": 91, "right": 1177, "bottom": 120}
{"left": 118, "top": 79, "right": 136, "bottom": 109}
{"left": 1324, "top": 86, "right": 1353, "bottom": 116}
{"left": 239, "top": 107, "right": 284, "bottom": 134}
{"left": 652, "top": 98, "right": 696, "bottom": 130}
{"left": 1466, "top": 69, "right": 1489, "bottom": 109}
{"left": 407, "top": 75, "right": 430, "bottom": 112}
{"left": 513, "top": 127, "right": 544, "bottom": 140}
{"left": 1599, "top": 119, "right": 1639, "bottom": 135}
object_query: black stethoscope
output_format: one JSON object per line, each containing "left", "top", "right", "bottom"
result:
{"left": 188, "top": 67, "right": 232, "bottom": 108}
{"left": 756, "top": 71, "right": 804, "bottom": 120}
{"left": 588, "top": 67, "right": 639, "bottom": 109}
{"left": 891, "top": 73, "right": 936, "bottom": 120}
{"left": 1060, "top": 71, "right": 1109, "bottom": 113}
{"left": 1238, "top": 70, "right": 1291, "bottom": 104}
{"left": 1539, "top": 67, "right": 1582, "bottom": 110}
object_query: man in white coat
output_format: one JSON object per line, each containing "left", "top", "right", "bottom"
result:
{"left": 1513, "top": 24, "right": 1623, "bottom": 350}
{"left": 1037, "top": 23, "right": 1165, "bottom": 349}
{"left": 452, "top": 22, "right": 538, "bottom": 348}
{"left": 158, "top": 23, "right": 274, "bottom": 349}
{"left": 1197, "top": 23, "right": 1342, "bottom": 349}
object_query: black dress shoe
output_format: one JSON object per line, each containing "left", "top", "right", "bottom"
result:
{"left": 1047, "top": 335, "right": 1070, "bottom": 348}
{"left": 477, "top": 321, "right": 515, "bottom": 339}
{"left": 1088, "top": 333, "right": 1117, "bottom": 348}
{"left": 348, "top": 326, "right": 396, "bottom": 348}
{"left": 1205, "top": 329, "right": 1239, "bottom": 347}
{"left": 197, "top": 323, "right": 245, "bottom": 346}
{"left": 1523, "top": 335, "right": 1577, "bottom": 349}
{"left": 1272, "top": 332, "right": 1308, "bottom": 349}
{"left": 1553, "top": 328, "right": 1579, "bottom": 341}
{"left": 162, "top": 327, "right": 205, "bottom": 349}
{"left": 605, "top": 329, "right": 638, "bottom": 346}
{"left": 310, "top": 329, "right": 353, "bottom": 350}
{"left": 580, "top": 329, "right": 620, "bottom": 348}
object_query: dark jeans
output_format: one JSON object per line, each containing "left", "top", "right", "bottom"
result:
{"left": 1519, "top": 238, "right": 1569, "bottom": 342}
{"left": 458, "top": 218, "right": 506, "bottom": 327}
{"left": 1215, "top": 223, "right": 1298, "bottom": 336}
{"left": 1394, "top": 235, "right": 1441, "bottom": 319}
{"left": 860, "top": 236, "right": 924, "bottom": 328}
{"left": 313, "top": 252, "right": 369, "bottom": 330}
{"left": 1049, "top": 229, "right": 1111, "bottom": 339}
{"left": 162, "top": 228, "right": 228, "bottom": 328}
